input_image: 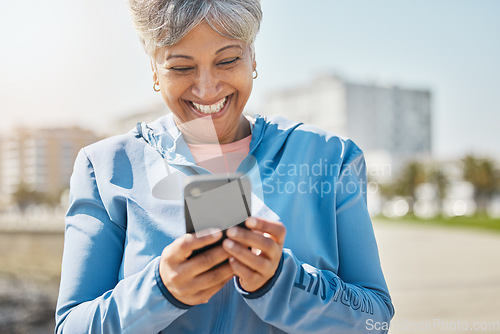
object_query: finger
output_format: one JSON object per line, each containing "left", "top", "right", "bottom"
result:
{"left": 223, "top": 238, "right": 272, "bottom": 274}
{"left": 228, "top": 257, "right": 261, "bottom": 291}
{"left": 185, "top": 245, "right": 231, "bottom": 276}
{"left": 189, "top": 274, "right": 234, "bottom": 305}
{"left": 162, "top": 259, "right": 233, "bottom": 306}
{"left": 226, "top": 226, "right": 277, "bottom": 256}
{"left": 246, "top": 217, "right": 286, "bottom": 244}
{"left": 171, "top": 229, "right": 223, "bottom": 261}
{"left": 189, "top": 262, "right": 234, "bottom": 292}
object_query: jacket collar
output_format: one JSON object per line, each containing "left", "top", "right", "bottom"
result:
{"left": 136, "top": 113, "right": 269, "bottom": 174}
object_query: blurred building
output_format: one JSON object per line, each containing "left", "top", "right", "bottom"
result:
{"left": 111, "top": 102, "right": 168, "bottom": 136}
{"left": 0, "top": 127, "right": 100, "bottom": 207}
{"left": 263, "top": 74, "right": 432, "bottom": 177}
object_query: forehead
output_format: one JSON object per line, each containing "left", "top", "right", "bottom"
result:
{"left": 157, "top": 22, "right": 247, "bottom": 60}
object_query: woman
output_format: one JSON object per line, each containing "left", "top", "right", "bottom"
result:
{"left": 55, "top": 1, "right": 394, "bottom": 333}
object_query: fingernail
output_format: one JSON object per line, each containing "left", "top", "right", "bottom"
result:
{"left": 225, "top": 239, "right": 235, "bottom": 248}
{"left": 246, "top": 217, "right": 257, "bottom": 228}
{"left": 211, "top": 228, "right": 223, "bottom": 236}
{"left": 227, "top": 227, "right": 237, "bottom": 237}
{"left": 197, "top": 228, "right": 222, "bottom": 238}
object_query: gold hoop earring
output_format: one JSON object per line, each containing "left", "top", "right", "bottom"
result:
{"left": 253, "top": 69, "right": 258, "bottom": 79}
{"left": 153, "top": 81, "right": 160, "bottom": 92}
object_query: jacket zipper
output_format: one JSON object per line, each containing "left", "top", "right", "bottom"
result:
{"left": 213, "top": 283, "right": 229, "bottom": 333}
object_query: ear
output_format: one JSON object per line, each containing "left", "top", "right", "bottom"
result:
{"left": 252, "top": 59, "right": 257, "bottom": 72}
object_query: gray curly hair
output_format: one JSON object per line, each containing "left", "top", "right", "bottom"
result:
{"left": 128, "top": 0, "right": 262, "bottom": 58}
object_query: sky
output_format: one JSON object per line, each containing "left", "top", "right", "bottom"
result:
{"left": 1, "top": 0, "right": 499, "bottom": 160}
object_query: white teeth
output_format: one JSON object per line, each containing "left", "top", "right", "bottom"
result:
{"left": 192, "top": 97, "right": 227, "bottom": 114}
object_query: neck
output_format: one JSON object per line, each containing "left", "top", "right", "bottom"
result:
{"left": 176, "top": 115, "right": 251, "bottom": 145}
{"left": 226, "top": 116, "right": 251, "bottom": 143}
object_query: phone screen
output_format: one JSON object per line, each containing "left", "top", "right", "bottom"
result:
{"left": 184, "top": 174, "right": 251, "bottom": 258}
{"left": 184, "top": 174, "right": 251, "bottom": 234}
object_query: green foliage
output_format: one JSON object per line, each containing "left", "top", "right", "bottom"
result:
{"left": 376, "top": 214, "right": 500, "bottom": 234}
{"left": 11, "top": 183, "right": 61, "bottom": 211}
{"left": 378, "top": 161, "right": 434, "bottom": 205}
{"left": 428, "top": 166, "right": 449, "bottom": 201}
{"left": 394, "top": 161, "right": 426, "bottom": 199}
{"left": 462, "top": 155, "right": 500, "bottom": 212}
{"left": 378, "top": 155, "right": 500, "bottom": 217}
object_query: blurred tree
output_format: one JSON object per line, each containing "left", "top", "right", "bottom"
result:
{"left": 395, "top": 161, "right": 426, "bottom": 198}
{"left": 462, "top": 155, "right": 500, "bottom": 214}
{"left": 11, "top": 183, "right": 61, "bottom": 211}
{"left": 12, "top": 183, "right": 45, "bottom": 211}
{"left": 428, "top": 164, "right": 449, "bottom": 214}
{"left": 378, "top": 182, "right": 398, "bottom": 200}
{"left": 379, "top": 161, "right": 426, "bottom": 214}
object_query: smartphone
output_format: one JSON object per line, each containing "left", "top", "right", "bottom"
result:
{"left": 184, "top": 173, "right": 251, "bottom": 258}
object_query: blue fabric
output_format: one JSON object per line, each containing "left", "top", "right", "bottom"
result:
{"left": 55, "top": 113, "right": 394, "bottom": 333}
{"left": 236, "top": 254, "right": 284, "bottom": 300}
{"left": 154, "top": 260, "right": 192, "bottom": 310}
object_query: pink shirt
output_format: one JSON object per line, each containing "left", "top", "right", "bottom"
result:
{"left": 187, "top": 135, "right": 252, "bottom": 174}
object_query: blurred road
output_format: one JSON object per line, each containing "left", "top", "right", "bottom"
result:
{"left": 373, "top": 220, "right": 500, "bottom": 334}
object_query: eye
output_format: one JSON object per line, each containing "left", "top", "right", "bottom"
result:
{"left": 218, "top": 57, "right": 239, "bottom": 66}
{"left": 170, "top": 66, "right": 194, "bottom": 73}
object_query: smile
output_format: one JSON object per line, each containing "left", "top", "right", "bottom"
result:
{"left": 190, "top": 97, "right": 228, "bottom": 114}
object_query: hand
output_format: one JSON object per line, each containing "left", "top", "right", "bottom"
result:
{"left": 223, "top": 217, "right": 286, "bottom": 293}
{"left": 159, "top": 229, "right": 234, "bottom": 305}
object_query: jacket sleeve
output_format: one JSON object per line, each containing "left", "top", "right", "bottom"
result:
{"left": 55, "top": 149, "right": 188, "bottom": 333}
{"left": 234, "top": 146, "right": 394, "bottom": 333}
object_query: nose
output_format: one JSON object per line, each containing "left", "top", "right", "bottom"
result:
{"left": 192, "top": 68, "right": 222, "bottom": 101}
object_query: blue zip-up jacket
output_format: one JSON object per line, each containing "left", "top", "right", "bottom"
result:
{"left": 55, "top": 113, "right": 394, "bottom": 333}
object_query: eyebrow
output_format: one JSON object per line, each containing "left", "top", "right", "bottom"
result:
{"left": 166, "top": 54, "right": 193, "bottom": 61}
{"left": 166, "top": 45, "right": 243, "bottom": 61}
{"left": 216, "top": 45, "right": 243, "bottom": 54}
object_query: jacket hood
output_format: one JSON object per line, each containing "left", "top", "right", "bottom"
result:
{"left": 134, "top": 112, "right": 303, "bottom": 170}
{"left": 133, "top": 113, "right": 302, "bottom": 222}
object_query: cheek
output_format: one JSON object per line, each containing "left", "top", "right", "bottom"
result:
{"left": 228, "top": 61, "right": 254, "bottom": 92}
{"left": 161, "top": 80, "right": 186, "bottom": 103}
{"left": 237, "top": 75, "right": 254, "bottom": 99}
{"left": 159, "top": 88, "right": 185, "bottom": 116}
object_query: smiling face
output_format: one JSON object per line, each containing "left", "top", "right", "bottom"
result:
{"left": 153, "top": 22, "right": 256, "bottom": 144}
